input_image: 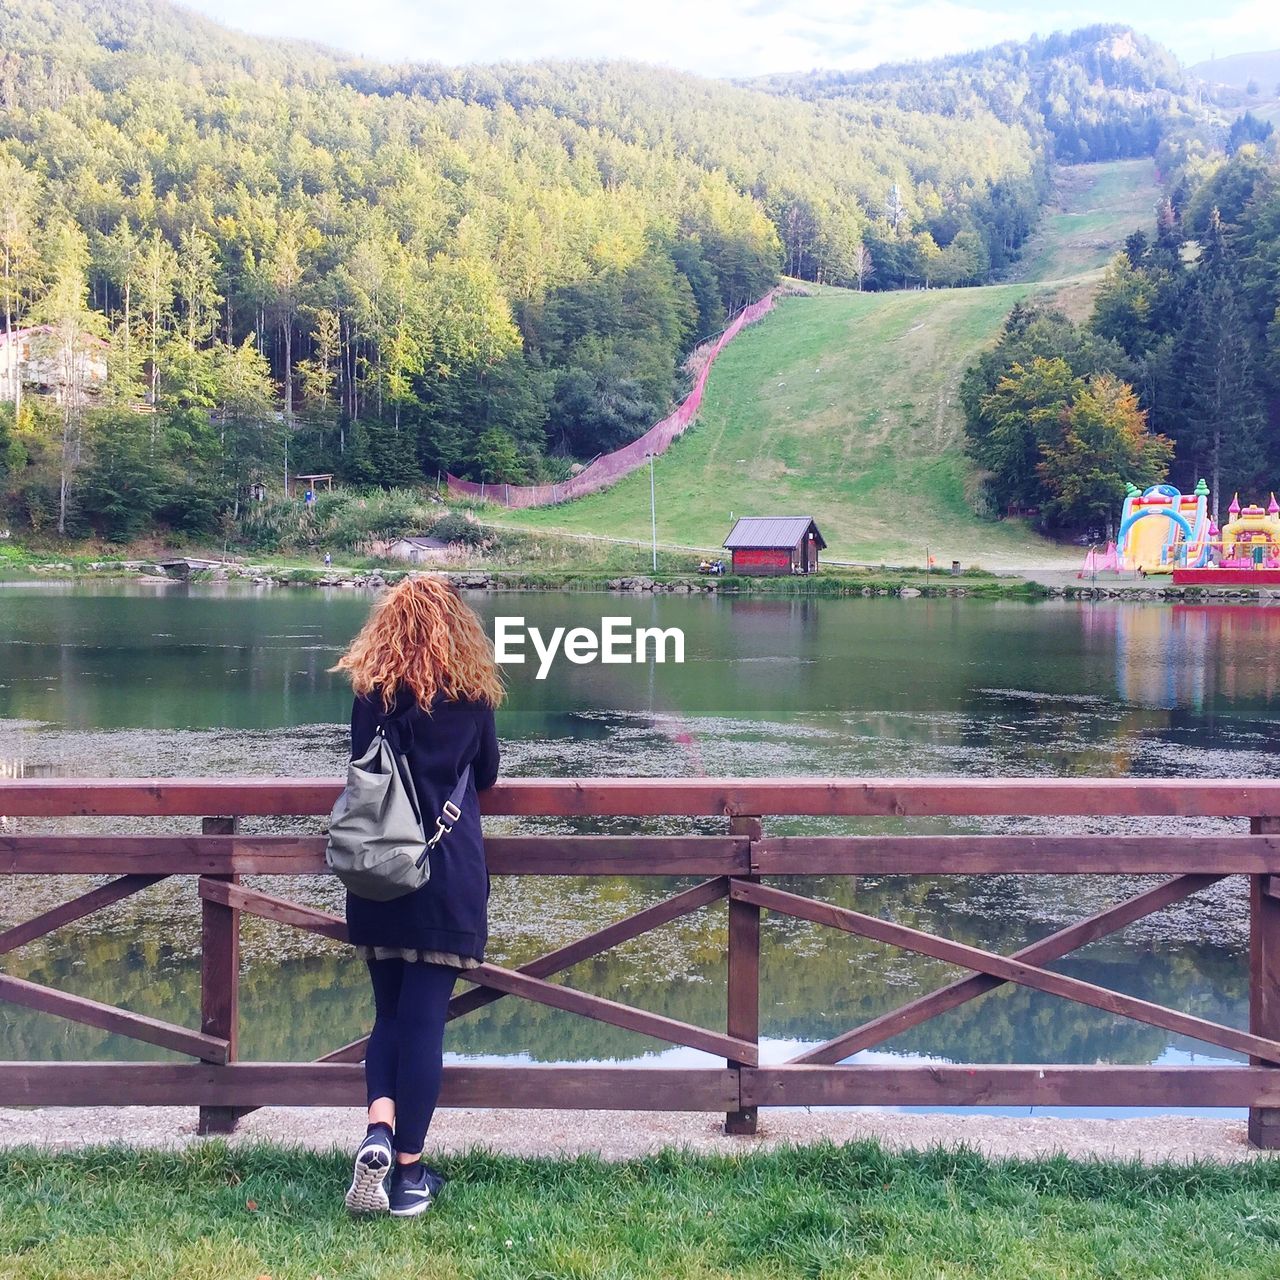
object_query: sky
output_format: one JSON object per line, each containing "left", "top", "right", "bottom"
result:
{"left": 182, "top": 0, "right": 1280, "bottom": 78}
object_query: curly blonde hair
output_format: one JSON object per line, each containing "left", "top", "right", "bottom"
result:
{"left": 332, "top": 575, "right": 505, "bottom": 712}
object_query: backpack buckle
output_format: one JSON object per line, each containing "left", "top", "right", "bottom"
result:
{"left": 425, "top": 800, "right": 461, "bottom": 850}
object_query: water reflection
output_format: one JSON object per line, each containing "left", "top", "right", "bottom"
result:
{"left": 1107, "top": 603, "right": 1280, "bottom": 710}
{"left": 2, "top": 584, "right": 1278, "bottom": 1094}
{"left": 0, "top": 873, "right": 1247, "bottom": 1072}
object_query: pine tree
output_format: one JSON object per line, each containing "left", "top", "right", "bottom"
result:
{"left": 176, "top": 226, "right": 222, "bottom": 350}
{"left": 1123, "top": 229, "right": 1148, "bottom": 266}
{"left": 211, "top": 336, "right": 277, "bottom": 518}
{"left": 136, "top": 233, "right": 177, "bottom": 409}
{"left": 96, "top": 218, "right": 142, "bottom": 399}
{"left": 266, "top": 209, "right": 309, "bottom": 424}
{"left": 340, "top": 421, "right": 376, "bottom": 486}
{"left": 1090, "top": 253, "right": 1153, "bottom": 358}
{"left": 1173, "top": 208, "right": 1265, "bottom": 524}
{"left": 1155, "top": 196, "right": 1181, "bottom": 252}
{"left": 297, "top": 304, "right": 341, "bottom": 455}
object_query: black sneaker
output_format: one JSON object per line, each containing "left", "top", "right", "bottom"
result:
{"left": 388, "top": 1162, "right": 445, "bottom": 1218}
{"left": 344, "top": 1127, "right": 393, "bottom": 1215}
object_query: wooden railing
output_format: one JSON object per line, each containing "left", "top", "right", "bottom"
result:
{"left": 5, "top": 777, "right": 1280, "bottom": 1146}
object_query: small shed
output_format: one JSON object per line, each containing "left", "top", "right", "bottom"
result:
{"left": 384, "top": 536, "right": 450, "bottom": 564}
{"left": 287, "top": 473, "right": 334, "bottom": 501}
{"left": 723, "top": 515, "right": 826, "bottom": 576}
{"left": 156, "top": 557, "right": 223, "bottom": 579}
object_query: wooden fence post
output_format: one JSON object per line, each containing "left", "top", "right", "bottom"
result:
{"left": 198, "top": 816, "right": 240, "bottom": 1136}
{"left": 1250, "top": 817, "right": 1280, "bottom": 1148}
{"left": 725, "top": 814, "right": 761, "bottom": 1135}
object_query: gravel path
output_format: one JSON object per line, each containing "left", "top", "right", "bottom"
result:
{"left": 2, "top": 1105, "right": 1271, "bottom": 1165}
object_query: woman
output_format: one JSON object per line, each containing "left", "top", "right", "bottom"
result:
{"left": 331, "top": 575, "right": 502, "bottom": 1217}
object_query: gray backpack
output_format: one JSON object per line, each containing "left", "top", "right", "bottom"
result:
{"left": 325, "top": 727, "right": 470, "bottom": 902}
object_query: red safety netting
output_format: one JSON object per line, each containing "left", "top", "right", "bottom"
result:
{"left": 447, "top": 290, "right": 777, "bottom": 508}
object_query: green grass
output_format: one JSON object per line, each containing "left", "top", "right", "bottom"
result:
{"left": 3, "top": 1142, "right": 1280, "bottom": 1279}
{"left": 1012, "top": 159, "right": 1161, "bottom": 286}
{"left": 482, "top": 284, "right": 1053, "bottom": 567}
{"left": 0, "top": 534, "right": 1040, "bottom": 594}
{"left": 0, "top": 526, "right": 706, "bottom": 582}
{"left": 0, "top": 541, "right": 38, "bottom": 578}
{"left": 479, "top": 158, "right": 1163, "bottom": 570}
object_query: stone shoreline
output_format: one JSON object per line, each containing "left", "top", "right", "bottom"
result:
{"left": 18, "top": 560, "right": 1017, "bottom": 597}
{"left": 26, "top": 559, "right": 1280, "bottom": 601}
{"left": 1, "top": 1105, "right": 1271, "bottom": 1166}
{"left": 1059, "top": 585, "right": 1280, "bottom": 601}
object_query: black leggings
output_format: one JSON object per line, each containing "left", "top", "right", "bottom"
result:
{"left": 364, "top": 958, "right": 460, "bottom": 1155}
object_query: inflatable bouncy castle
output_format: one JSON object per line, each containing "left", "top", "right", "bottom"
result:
{"left": 1168, "top": 493, "right": 1280, "bottom": 584}
{"left": 1116, "top": 481, "right": 1211, "bottom": 575}
{"left": 1216, "top": 494, "right": 1280, "bottom": 568}
{"left": 1104, "top": 483, "right": 1280, "bottom": 585}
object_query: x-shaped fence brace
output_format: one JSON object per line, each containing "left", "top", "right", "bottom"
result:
{"left": 197, "top": 875, "right": 752, "bottom": 1067}
{"left": 0, "top": 873, "right": 230, "bottom": 1063}
{"left": 4, "top": 868, "right": 1276, "bottom": 1096}
{"left": 733, "top": 877, "right": 1280, "bottom": 1065}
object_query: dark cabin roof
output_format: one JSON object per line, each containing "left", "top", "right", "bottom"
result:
{"left": 723, "top": 516, "right": 826, "bottom": 550}
{"left": 393, "top": 536, "right": 448, "bottom": 550}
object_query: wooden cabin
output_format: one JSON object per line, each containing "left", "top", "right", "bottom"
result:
{"left": 0, "top": 325, "right": 108, "bottom": 405}
{"left": 723, "top": 516, "right": 826, "bottom": 576}
{"left": 381, "top": 536, "right": 450, "bottom": 564}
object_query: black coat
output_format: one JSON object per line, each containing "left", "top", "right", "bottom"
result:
{"left": 344, "top": 689, "right": 499, "bottom": 958}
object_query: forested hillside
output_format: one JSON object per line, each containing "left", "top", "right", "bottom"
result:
{"left": 370, "top": 60, "right": 1048, "bottom": 290}
{"left": 966, "top": 138, "right": 1280, "bottom": 535}
{"left": 483, "top": 159, "right": 1164, "bottom": 567}
{"left": 0, "top": 1, "right": 1207, "bottom": 545}
{"left": 753, "top": 26, "right": 1200, "bottom": 164}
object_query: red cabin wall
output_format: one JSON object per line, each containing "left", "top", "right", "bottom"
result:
{"left": 732, "top": 547, "right": 793, "bottom": 575}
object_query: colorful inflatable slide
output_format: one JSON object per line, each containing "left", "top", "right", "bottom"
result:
{"left": 1117, "top": 481, "right": 1212, "bottom": 575}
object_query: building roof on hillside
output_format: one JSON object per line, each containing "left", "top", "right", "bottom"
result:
{"left": 0, "top": 324, "right": 109, "bottom": 347}
{"left": 390, "top": 536, "right": 448, "bottom": 549}
{"left": 723, "top": 516, "right": 826, "bottom": 550}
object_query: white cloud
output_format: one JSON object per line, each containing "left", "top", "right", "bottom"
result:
{"left": 187, "top": 0, "right": 1099, "bottom": 77}
{"left": 1177, "top": 2, "right": 1280, "bottom": 58}
{"left": 185, "top": 0, "right": 1280, "bottom": 75}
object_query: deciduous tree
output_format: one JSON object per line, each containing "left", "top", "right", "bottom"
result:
{"left": 1037, "top": 374, "right": 1173, "bottom": 530}
{"left": 31, "top": 221, "right": 105, "bottom": 534}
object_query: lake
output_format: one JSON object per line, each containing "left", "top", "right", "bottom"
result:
{"left": 4, "top": 581, "right": 1280, "bottom": 1115}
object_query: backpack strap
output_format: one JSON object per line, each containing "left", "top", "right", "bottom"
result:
{"left": 423, "top": 764, "right": 472, "bottom": 853}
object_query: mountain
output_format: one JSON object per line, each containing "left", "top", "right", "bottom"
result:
{"left": 0, "top": 0, "right": 343, "bottom": 94}
{"left": 1191, "top": 50, "right": 1280, "bottom": 92}
{"left": 0, "top": 0, "right": 1057, "bottom": 291}
{"left": 751, "top": 25, "right": 1201, "bottom": 165}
